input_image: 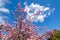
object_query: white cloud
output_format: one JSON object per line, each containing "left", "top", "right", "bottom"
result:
{"left": 24, "top": 3, "right": 54, "bottom": 22}
{"left": 0, "top": 0, "right": 10, "bottom": 13}
{"left": 24, "top": 2, "right": 27, "bottom": 5}
{"left": 0, "top": 0, "right": 11, "bottom": 7}
{"left": 0, "top": 0, "right": 11, "bottom": 24}
{"left": 0, "top": 8, "right": 10, "bottom": 13}
{"left": 0, "top": 17, "right": 5, "bottom": 24}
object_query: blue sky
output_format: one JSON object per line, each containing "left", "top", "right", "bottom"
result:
{"left": 0, "top": 0, "right": 60, "bottom": 31}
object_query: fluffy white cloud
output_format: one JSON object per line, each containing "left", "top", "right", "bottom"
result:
{"left": 0, "top": 8, "right": 10, "bottom": 13}
{"left": 0, "top": 0, "right": 11, "bottom": 7}
{"left": 24, "top": 3, "right": 54, "bottom": 22}
{"left": 0, "top": 0, "right": 10, "bottom": 24}
{"left": 0, "top": 0, "right": 10, "bottom": 13}
{"left": 0, "top": 17, "right": 5, "bottom": 24}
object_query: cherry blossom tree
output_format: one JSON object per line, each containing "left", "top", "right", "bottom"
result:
{"left": 0, "top": 2, "right": 54, "bottom": 40}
